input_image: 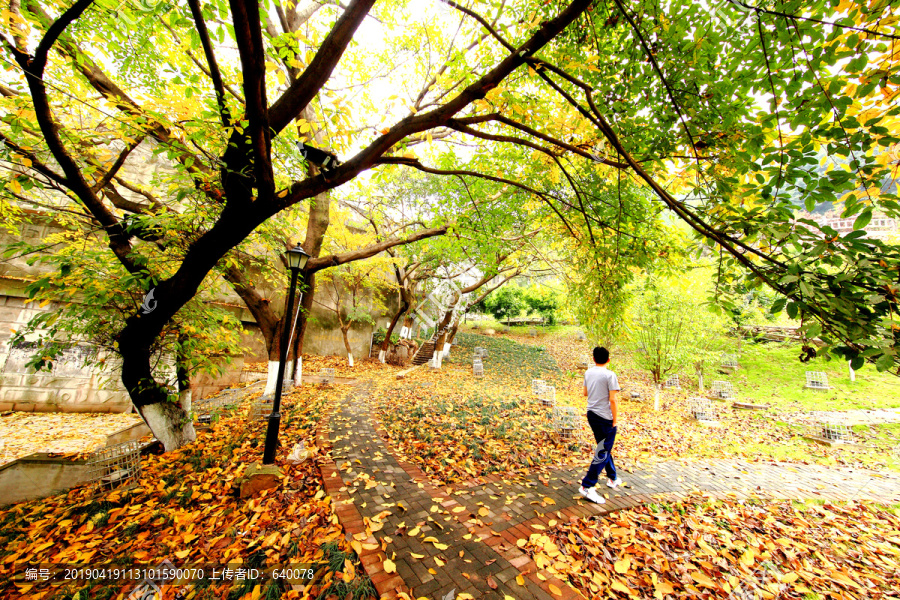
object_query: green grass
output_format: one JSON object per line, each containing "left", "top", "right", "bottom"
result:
{"left": 711, "top": 341, "right": 900, "bottom": 411}
{"left": 448, "top": 331, "right": 562, "bottom": 382}
{"left": 461, "top": 319, "right": 580, "bottom": 336}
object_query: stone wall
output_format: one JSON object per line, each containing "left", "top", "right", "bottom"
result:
{"left": 0, "top": 213, "right": 394, "bottom": 412}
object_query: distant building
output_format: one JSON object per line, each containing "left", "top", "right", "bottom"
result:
{"left": 800, "top": 209, "right": 897, "bottom": 240}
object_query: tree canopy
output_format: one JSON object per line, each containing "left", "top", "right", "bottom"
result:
{"left": 1, "top": 0, "right": 898, "bottom": 449}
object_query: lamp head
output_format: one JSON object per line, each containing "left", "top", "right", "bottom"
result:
{"left": 287, "top": 243, "right": 310, "bottom": 270}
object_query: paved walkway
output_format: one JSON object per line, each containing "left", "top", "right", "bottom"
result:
{"left": 316, "top": 383, "right": 900, "bottom": 600}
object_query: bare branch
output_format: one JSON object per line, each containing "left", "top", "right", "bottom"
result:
{"left": 188, "top": 0, "right": 230, "bottom": 126}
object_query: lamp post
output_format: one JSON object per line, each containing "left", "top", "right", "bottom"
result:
{"left": 263, "top": 243, "right": 310, "bottom": 465}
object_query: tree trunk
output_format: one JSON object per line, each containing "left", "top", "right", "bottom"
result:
{"left": 432, "top": 308, "right": 455, "bottom": 368}
{"left": 263, "top": 336, "right": 283, "bottom": 398}
{"left": 447, "top": 324, "right": 459, "bottom": 345}
{"left": 380, "top": 293, "right": 410, "bottom": 363}
{"left": 342, "top": 325, "right": 354, "bottom": 367}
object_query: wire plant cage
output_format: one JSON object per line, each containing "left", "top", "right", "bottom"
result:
{"left": 532, "top": 379, "right": 546, "bottom": 396}
{"left": 247, "top": 399, "right": 273, "bottom": 423}
{"left": 711, "top": 380, "right": 735, "bottom": 400}
{"left": 664, "top": 374, "right": 681, "bottom": 390}
{"left": 473, "top": 347, "right": 487, "bottom": 359}
{"left": 553, "top": 406, "right": 580, "bottom": 439}
{"left": 195, "top": 395, "right": 237, "bottom": 424}
{"left": 473, "top": 361, "right": 484, "bottom": 378}
{"left": 319, "top": 368, "right": 335, "bottom": 384}
{"left": 629, "top": 390, "right": 642, "bottom": 400}
{"left": 577, "top": 356, "right": 591, "bottom": 369}
{"left": 528, "top": 327, "right": 537, "bottom": 336}
{"left": 576, "top": 331, "right": 586, "bottom": 341}
{"left": 87, "top": 441, "right": 141, "bottom": 491}
{"left": 539, "top": 385, "right": 556, "bottom": 407}
{"left": 689, "top": 397, "right": 718, "bottom": 422}
{"left": 720, "top": 353, "right": 740, "bottom": 371}
{"left": 821, "top": 422, "right": 853, "bottom": 443}
{"left": 805, "top": 371, "right": 830, "bottom": 390}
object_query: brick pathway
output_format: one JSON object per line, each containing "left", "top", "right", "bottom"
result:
{"left": 316, "top": 383, "right": 900, "bottom": 600}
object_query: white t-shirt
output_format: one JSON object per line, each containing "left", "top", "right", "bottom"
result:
{"left": 584, "top": 365, "right": 620, "bottom": 420}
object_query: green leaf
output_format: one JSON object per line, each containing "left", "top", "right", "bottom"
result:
{"left": 875, "top": 353, "right": 894, "bottom": 372}
{"left": 786, "top": 302, "right": 799, "bottom": 320}
{"left": 853, "top": 210, "right": 872, "bottom": 230}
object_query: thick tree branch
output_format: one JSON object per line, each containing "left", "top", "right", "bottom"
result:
{"left": 274, "top": 0, "right": 593, "bottom": 213}
{"left": 0, "top": 130, "right": 67, "bottom": 186}
{"left": 14, "top": 0, "right": 140, "bottom": 274}
{"left": 306, "top": 225, "right": 449, "bottom": 272}
{"left": 269, "top": 0, "right": 377, "bottom": 133}
{"left": 91, "top": 136, "right": 145, "bottom": 193}
{"left": 22, "top": 0, "right": 217, "bottom": 191}
{"left": 230, "top": 0, "right": 274, "bottom": 199}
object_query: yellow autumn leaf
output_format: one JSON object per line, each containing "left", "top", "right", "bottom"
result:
{"left": 614, "top": 558, "right": 630, "bottom": 574}
{"left": 174, "top": 549, "right": 190, "bottom": 559}
{"left": 691, "top": 571, "right": 716, "bottom": 588}
{"left": 548, "top": 584, "right": 562, "bottom": 596}
{"left": 655, "top": 580, "right": 675, "bottom": 594}
{"left": 383, "top": 558, "right": 396, "bottom": 574}
{"left": 516, "top": 574, "right": 525, "bottom": 586}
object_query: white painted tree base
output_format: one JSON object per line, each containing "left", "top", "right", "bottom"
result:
{"left": 378, "top": 350, "right": 386, "bottom": 364}
{"left": 654, "top": 387, "right": 660, "bottom": 411}
{"left": 849, "top": 361, "right": 856, "bottom": 382}
{"left": 140, "top": 398, "right": 196, "bottom": 452}
{"left": 292, "top": 357, "right": 302, "bottom": 386}
{"left": 264, "top": 360, "right": 279, "bottom": 396}
{"left": 442, "top": 343, "right": 452, "bottom": 358}
{"left": 264, "top": 360, "right": 293, "bottom": 397}
{"left": 348, "top": 354, "right": 354, "bottom": 367}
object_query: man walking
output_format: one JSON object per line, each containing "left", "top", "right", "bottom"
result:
{"left": 579, "top": 346, "right": 622, "bottom": 504}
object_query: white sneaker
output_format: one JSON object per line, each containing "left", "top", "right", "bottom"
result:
{"left": 607, "top": 478, "right": 622, "bottom": 489}
{"left": 579, "top": 486, "right": 605, "bottom": 504}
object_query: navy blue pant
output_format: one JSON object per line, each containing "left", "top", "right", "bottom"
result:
{"left": 581, "top": 411, "right": 617, "bottom": 488}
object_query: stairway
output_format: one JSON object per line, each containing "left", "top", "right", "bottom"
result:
{"left": 412, "top": 338, "right": 437, "bottom": 366}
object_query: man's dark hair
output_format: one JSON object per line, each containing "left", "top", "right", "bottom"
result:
{"left": 593, "top": 346, "right": 610, "bottom": 365}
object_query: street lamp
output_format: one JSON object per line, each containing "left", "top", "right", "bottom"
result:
{"left": 263, "top": 243, "right": 310, "bottom": 464}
